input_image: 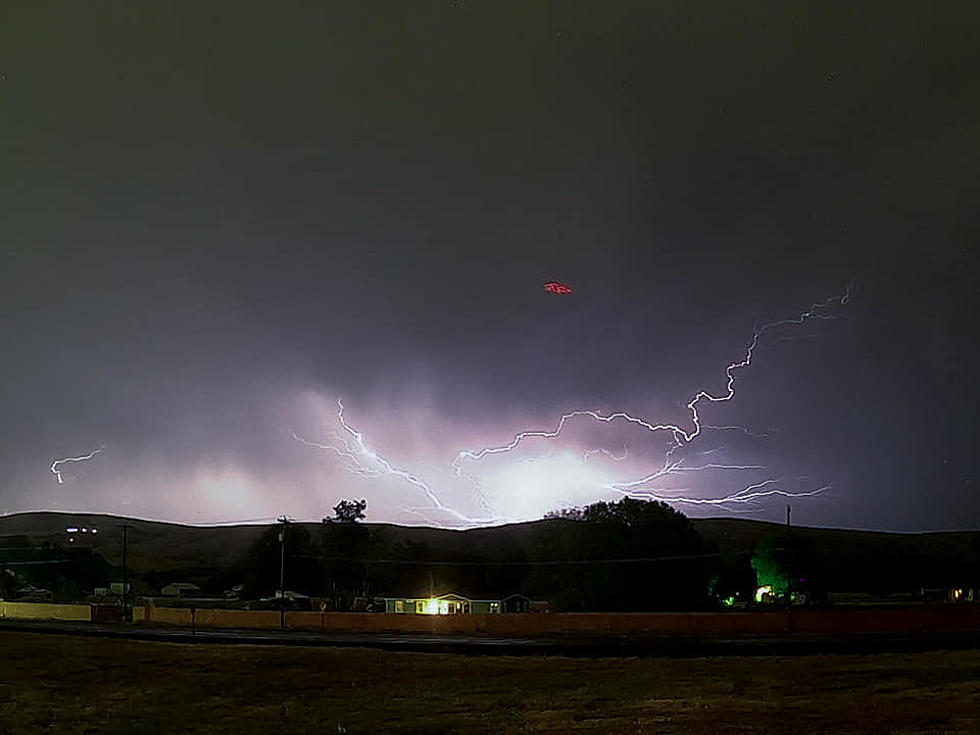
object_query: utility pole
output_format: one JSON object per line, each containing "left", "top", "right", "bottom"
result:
{"left": 120, "top": 523, "right": 131, "bottom": 622}
{"left": 278, "top": 516, "right": 291, "bottom": 631}
{"left": 785, "top": 505, "right": 792, "bottom": 618}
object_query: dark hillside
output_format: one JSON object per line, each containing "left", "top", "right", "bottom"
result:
{"left": 2, "top": 512, "right": 977, "bottom": 599}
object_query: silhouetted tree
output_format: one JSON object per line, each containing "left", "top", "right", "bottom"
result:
{"left": 710, "top": 551, "right": 757, "bottom": 606}
{"left": 321, "top": 499, "right": 373, "bottom": 609}
{"left": 328, "top": 499, "right": 367, "bottom": 524}
{"left": 532, "top": 498, "right": 713, "bottom": 611}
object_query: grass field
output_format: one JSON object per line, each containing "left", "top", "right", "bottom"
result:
{"left": 2, "top": 632, "right": 979, "bottom": 734}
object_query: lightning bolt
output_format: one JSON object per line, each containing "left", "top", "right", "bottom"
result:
{"left": 623, "top": 479, "right": 830, "bottom": 506}
{"left": 292, "top": 399, "right": 503, "bottom": 525}
{"left": 291, "top": 288, "right": 848, "bottom": 523}
{"left": 583, "top": 445, "right": 629, "bottom": 463}
{"left": 50, "top": 445, "right": 105, "bottom": 485}
{"left": 451, "top": 409, "right": 688, "bottom": 473}
{"left": 452, "top": 287, "right": 849, "bottom": 509}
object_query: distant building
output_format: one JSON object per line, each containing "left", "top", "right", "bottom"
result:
{"left": 917, "top": 587, "right": 977, "bottom": 603}
{"left": 378, "top": 591, "right": 547, "bottom": 614}
{"left": 501, "top": 593, "right": 532, "bottom": 613}
{"left": 11, "top": 584, "right": 54, "bottom": 602}
{"left": 248, "top": 590, "right": 312, "bottom": 611}
{"left": 161, "top": 582, "right": 200, "bottom": 598}
{"left": 947, "top": 587, "right": 976, "bottom": 603}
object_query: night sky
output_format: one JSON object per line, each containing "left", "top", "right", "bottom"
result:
{"left": 2, "top": 2, "right": 977, "bottom": 530}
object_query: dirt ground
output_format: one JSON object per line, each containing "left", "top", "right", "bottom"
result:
{"left": 1, "top": 632, "right": 979, "bottom": 734}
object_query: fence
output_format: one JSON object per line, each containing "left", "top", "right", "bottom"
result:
{"left": 0, "top": 601, "right": 92, "bottom": 622}
{"left": 138, "top": 605, "right": 980, "bottom": 637}
{"left": 3, "top": 602, "right": 980, "bottom": 637}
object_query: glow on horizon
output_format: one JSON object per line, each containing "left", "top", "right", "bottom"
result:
{"left": 282, "top": 290, "right": 847, "bottom": 525}
{"left": 38, "top": 291, "right": 848, "bottom": 528}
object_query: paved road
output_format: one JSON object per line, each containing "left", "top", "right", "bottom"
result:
{"left": 3, "top": 619, "right": 980, "bottom": 657}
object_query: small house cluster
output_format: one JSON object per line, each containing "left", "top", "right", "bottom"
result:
{"left": 376, "top": 592, "right": 548, "bottom": 615}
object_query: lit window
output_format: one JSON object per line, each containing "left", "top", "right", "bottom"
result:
{"left": 416, "top": 600, "right": 424, "bottom": 613}
{"left": 394, "top": 600, "right": 404, "bottom": 613}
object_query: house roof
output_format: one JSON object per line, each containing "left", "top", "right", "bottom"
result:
{"left": 376, "top": 591, "right": 524, "bottom": 603}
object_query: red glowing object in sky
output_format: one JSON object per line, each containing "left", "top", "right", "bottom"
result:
{"left": 544, "top": 281, "right": 573, "bottom": 294}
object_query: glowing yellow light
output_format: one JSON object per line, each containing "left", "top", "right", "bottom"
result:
{"left": 423, "top": 598, "right": 440, "bottom": 615}
{"left": 754, "top": 585, "right": 772, "bottom": 603}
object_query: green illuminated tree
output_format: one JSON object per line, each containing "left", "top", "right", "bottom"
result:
{"left": 750, "top": 534, "right": 828, "bottom": 605}
{"left": 750, "top": 537, "right": 787, "bottom": 599}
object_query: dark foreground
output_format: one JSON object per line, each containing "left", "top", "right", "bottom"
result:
{"left": 2, "top": 631, "right": 980, "bottom": 734}
{"left": 4, "top": 618, "right": 980, "bottom": 658}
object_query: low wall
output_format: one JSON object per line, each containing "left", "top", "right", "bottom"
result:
{"left": 5, "top": 601, "right": 976, "bottom": 637}
{"left": 280, "top": 611, "right": 791, "bottom": 636}
{"left": 0, "top": 601, "right": 92, "bottom": 622}
{"left": 147, "top": 606, "right": 281, "bottom": 629}
{"left": 138, "top": 605, "right": 980, "bottom": 637}
{"left": 791, "top": 606, "right": 980, "bottom": 634}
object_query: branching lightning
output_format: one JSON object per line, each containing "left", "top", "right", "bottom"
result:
{"left": 291, "top": 400, "right": 503, "bottom": 525}
{"left": 451, "top": 287, "right": 850, "bottom": 510}
{"left": 50, "top": 445, "right": 105, "bottom": 485}
{"left": 291, "top": 288, "right": 848, "bottom": 523}
{"left": 624, "top": 479, "right": 831, "bottom": 506}
{"left": 583, "top": 445, "right": 629, "bottom": 463}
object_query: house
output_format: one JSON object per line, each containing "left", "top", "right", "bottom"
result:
{"left": 502, "top": 593, "right": 531, "bottom": 613}
{"left": 161, "top": 582, "right": 200, "bottom": 598}
{"left": 249, "top": 590, "right": 312, "bottom": 611}
{"left": 12, "top": 584, "right": 54, "bottom": 602}
{"left": 110, "top": 581, "right": 131, "bottom": 596}
{"left": 378, "top": 591, "right": 547, "bottom": 615}
{"left": 947, "top": 587, "right": 976, "bottom": 603}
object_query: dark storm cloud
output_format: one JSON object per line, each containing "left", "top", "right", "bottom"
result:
{"left": 1, "top": 2, "right": 977, "bottom": 528}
